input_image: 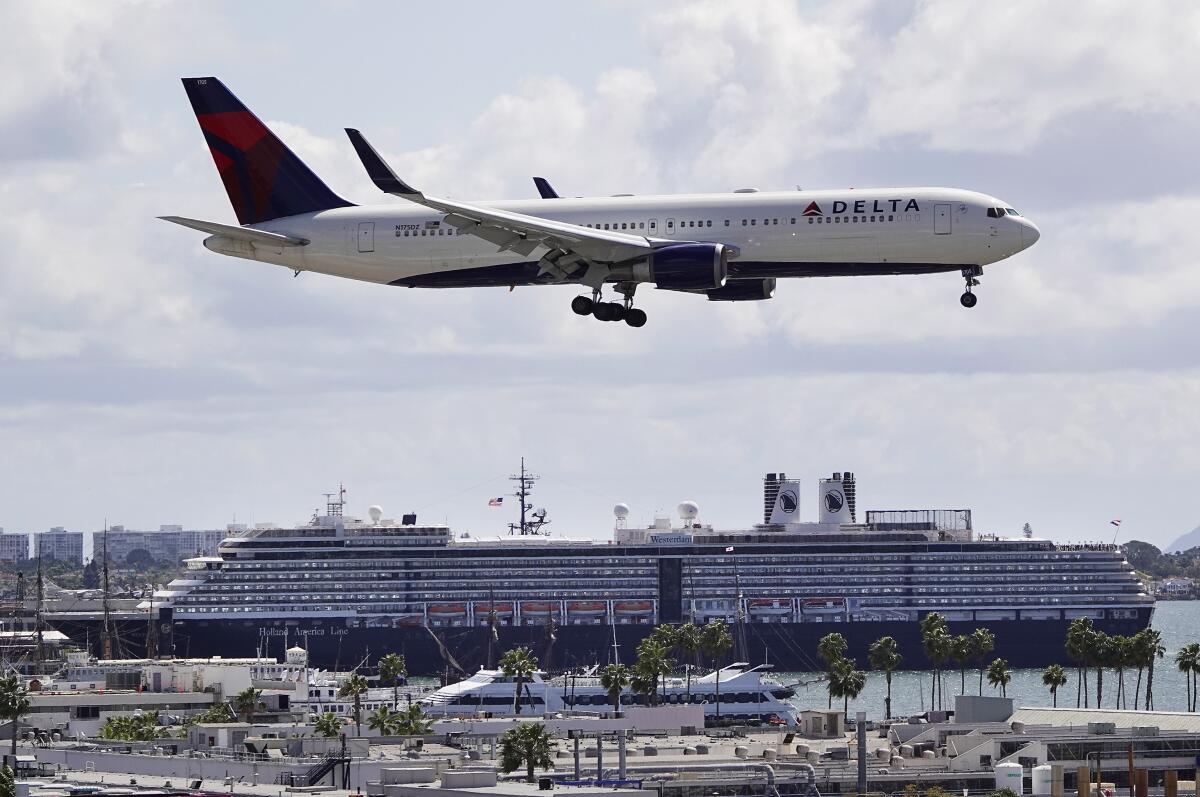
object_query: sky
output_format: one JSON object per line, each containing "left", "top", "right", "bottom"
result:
{"left": 1, "top": 0, "right": 1198, "bottom": 556}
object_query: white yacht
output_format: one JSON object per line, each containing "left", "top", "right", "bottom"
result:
{"left": 419, "top": 663, "right": 799, "bottom": 727}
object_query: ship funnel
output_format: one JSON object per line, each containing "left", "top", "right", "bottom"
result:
{"left": 819, "top": 473, "right": 853, "bottom": 525}
{"left": 768, "top": 481, "right": 801, "bottom": 524}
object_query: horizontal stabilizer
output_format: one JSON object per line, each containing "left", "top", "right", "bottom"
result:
{"left": 158, "top": 216, "right": 309, "bottom": 247}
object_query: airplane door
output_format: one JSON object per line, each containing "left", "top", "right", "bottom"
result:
{"left": 357, "top": 222, "right": 375, "bottom": 252}
{"left": 664, "top": 218, "right": 676, "bottom": 238}
{"left": 934, "top": 204, "right": 951, "bottom": 235}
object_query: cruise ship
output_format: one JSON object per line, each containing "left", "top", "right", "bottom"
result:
{"left": 50, "top": 466, "right": 1152, "bottom": 673}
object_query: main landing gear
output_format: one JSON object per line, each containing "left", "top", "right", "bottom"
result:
{"left": 571, "top": 287, "right": 647, "bottom": 327}
{"left": 960, "top": 266, "right": 983, "bottom": 308}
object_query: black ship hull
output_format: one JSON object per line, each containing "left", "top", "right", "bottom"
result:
{"left": 51, "top": 610, "right": 1152, "bottom": 674}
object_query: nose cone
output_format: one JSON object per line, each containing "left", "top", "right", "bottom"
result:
{"left": 1020, "top": 220, "right": 1040, "bottom": 250}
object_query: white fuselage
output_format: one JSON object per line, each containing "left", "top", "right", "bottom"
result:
{"left": 203, "top": 187, "right": 1038, "bottom": 289}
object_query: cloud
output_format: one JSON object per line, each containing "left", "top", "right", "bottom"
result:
{"left": 0, "top": 1, "right": 1198, "bottom": 546}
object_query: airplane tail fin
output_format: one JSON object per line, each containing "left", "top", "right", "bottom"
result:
{"left": 182, "top": 77, "right": 352, "bottom": 225}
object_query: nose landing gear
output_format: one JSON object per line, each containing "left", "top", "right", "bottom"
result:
{"left": 571, "top": 286, "right": 647, "bottom": 327}
{"left": 960, "top": 266, "right": 983, "bottom": 308}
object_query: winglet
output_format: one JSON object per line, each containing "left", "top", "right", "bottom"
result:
{"left": 345, "top": 128, "right": 421, "bottom": 196}
{"left": 533, "top": 177, "right": 560, "bottom": 199}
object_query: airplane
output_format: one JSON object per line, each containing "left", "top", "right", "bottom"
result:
{"left": 162, "top": 77, "right": 1039, "bottom": 328}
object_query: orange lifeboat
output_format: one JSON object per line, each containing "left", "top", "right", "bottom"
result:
{"left": 801, "top": 597, "right": 846, "bottom": 614}
{"left": 473, "top": 601, "right": 514, "bottom": 617}
{"left": 748, "top": 598, "right": 792, "bottom": 615}
{"left": 567, "top": 601, "right": 607, "bottom": 616}
{"left": 614, "top": 601, "right": 653, "bottom": 616}
{"left": 428, "top": 603, "right": 468, "bottom": 618}
{"left": 521, "top": 601, "right": 559, "bottom": 617}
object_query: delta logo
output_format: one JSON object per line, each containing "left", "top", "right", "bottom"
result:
{"left": 802, "top": 201, "right": 823, "bottom": 217}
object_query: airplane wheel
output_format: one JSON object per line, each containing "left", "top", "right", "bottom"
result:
{"left": 571, "top": 296, "right": 594, "bottom": 316}
{"left": 608, "top": 303, "right": 627, "bottom": 322}
{"left": 960, "top": 292, "right": 978, "bottom": 308}
{"left": 625, "top": 309, "right": 648, "bottom": 328}
{"left": 592, "top": 302, "right": 613, "bottom": 321}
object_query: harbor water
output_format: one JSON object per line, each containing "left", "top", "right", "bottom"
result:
{"left": 778, "top": 600, "right": 1200, "bottom": 716}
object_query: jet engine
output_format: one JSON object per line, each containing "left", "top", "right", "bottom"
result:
{"left": 705, "top": 278, "right": 776, "bottom": 301}
{"left": 650, "top": 243, "right": 729, "bottom": 290}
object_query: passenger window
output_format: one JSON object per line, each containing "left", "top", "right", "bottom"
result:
{"left": 724, "top": 220, "right": 730, "bottom": 226}
{"left": 621, "top": 223, "right": 627, "bottom": 230}
{"left": 639, "top": 222, "right": 645, "bottom": 229}
{"left": 650, "top": 221, "right": 656, "bottom": 230}
{"left": 791, "top": 218, "right": 796, "bottom": 224}
{"left": 888, "top": 215, "right": 893, "bottom": 221}
{"left": 403, "top": 231, "right": 409, "bottom": 237}
{"left": 741, "top": 219, "right": 747, "bottom": 226}
{"left": 751, "top": 219, "right": 756, "bottom": 226}
{"left": 870, "top": 216, "right": 875, "bottom": 222}
{"left": 773, "top": 219, "right": 778, "bottom": 225}
{"left": 604, "top": 224, "right": 610, "bottom": 230}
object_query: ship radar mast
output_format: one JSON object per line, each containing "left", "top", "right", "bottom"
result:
{"left": 508, "top": 458, "right": 550, "bottom": 536}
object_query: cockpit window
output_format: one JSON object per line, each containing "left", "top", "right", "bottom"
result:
{"left": 1005, "top": 208, "right": 1020, "bottom": 216}
{"left": 987, "top": 207, "right": 1019, "bottom": 218}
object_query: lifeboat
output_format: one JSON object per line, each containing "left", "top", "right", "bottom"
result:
{"left": 567, "top": 601, "right": 607, "bottom": 616}
{"left": 397, "top": 615, "right": 424, "bottom": 627}
{"left": 801, "top": 597, "right": 846, "bottom": 614}
{"left": 747, "top": 598, "right": 792, "bottom": 615}
{"left": 428, "top": 603, "right": 468, "bottom": 618}
{"left": 520, "top": 601, "right": 559, "bottom": 617}
{"left": 614, "top": 601, "right": 654, "bottom": 616}
{"left": 473, "top": 601, "right": 514, "bottom": 617}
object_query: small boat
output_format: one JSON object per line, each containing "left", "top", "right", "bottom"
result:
{"left": 428, "top": 603, "right": 468, "bottom": 618}
{"left": 747, "top": 598, "right": 792, "bottom": 615}
{"left": 801, "top": 597, "right": 846, "bottom": 615}
{"left": 567, "top": 601, "right": 607, "bottom": 616}
{"left": 473, "top": 601, "right": 514, "bottom": 617}
{"left": 520, "top": 601, "right": 559, "bottom": 617}
{"left": 613, "top": 600, "right": 653, "bottom": 616}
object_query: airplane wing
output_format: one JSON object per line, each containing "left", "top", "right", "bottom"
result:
{"left": 344, "top": 129, "right": 653, "bottom": 277}
{"left": 158, "top": 216, "right": 309, "bottom": 247}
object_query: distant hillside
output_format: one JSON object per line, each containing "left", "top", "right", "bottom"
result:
{"left": 1123, "top": 539, "right": 1200, "bottom": 579}
{"left": 1167, "top": 525, "right": 1200, "bottom": 554}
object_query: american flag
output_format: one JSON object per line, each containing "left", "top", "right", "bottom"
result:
{"left": 488, "top": 497, "right": 504, "bottom": 507}
{"left": 1110, "top": 519, "right": 1122, "bottom": 527}
{"left": 725, "top": 546, "right": 734, "bottom": 553}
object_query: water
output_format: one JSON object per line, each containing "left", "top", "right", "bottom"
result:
{"left": 779, "top": 600, "right": 1200, "bottom": 717}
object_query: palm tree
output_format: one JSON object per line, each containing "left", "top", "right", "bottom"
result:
{"left": 1091, "top": 632, "right": 1111, "bottom": 708}
{"left": 232, "top": 686, "right": 263, "bottom": 724}
{"left": 635, "top": 638, "right": 674, "bottom": 705}
{"left": 1176, "top": 643, "right": 1200, "bottom": 712}
{"left": 1042, "top": 664, "right": 1068, "bottom": 707}
{"left": 828, "top": 658, "right": 866, "bottom": 716}
{"left": 393, "top": 703, "right": 433, "bottom": 735}
{"left": 338, "top": 673, "right": 369, "bottom": 735}
{"left": 701, "top": 620, "right": 733, "bottom": 722}
{"left": 951, "top": 635, "right": 973, "bottom": 696}
{"left": 630, "top": 662, "right": 659, "bottom": 708}
{"left": 378, "top": 653, "right": 408, "bottom": 709}
{"left": 868, "top": 636, "right": 903, "bottom": 720}
{"left": 599, "top": 663, "right": 630, "bottom": 716}
{"left": 674, "top": 623, "right": 702, "bottom": 700}
{"left": 499, "top": 646, "right": 539, "bottom": 715}
{"left": 1142, "top": 629, "right": 1165, "bottom": 710}
{"left": 0, "top": 674, "right": 30, "bottom": 759}
{"left": 499, "top": 722, "right": 555, "bottom": 783}
{"left": 1065, "top": 618, "right": 1094, "bottom": 707}
{"left": 970, "top": 628, "right": 996, "bottom": 696}
{"left": 920, "top": 614, "right": 949, "bottom": 708}
{"left": 367, "top": 706, "right": 396, "bottom": 735}
{"left": 924, "top": 628, "right": 953, "bottom": 710}
{"left": 313, "top": 711, "right": 342, "bottom": 738}
{"left": 817, "top": 633, "right": 848, "bottom": 669}
{"left": 986, "top": 658, "right": 1012, "bottom": 698}
{"left": 1111, "top": 635, "right": 1132, "bottom": 709}
{"left": 818, "top": 633, "right": 850, "bottom": 709}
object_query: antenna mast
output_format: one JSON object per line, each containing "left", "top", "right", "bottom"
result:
{"left": 35, "top": 553, "right": 45, "bottom": 662}
{"left": 507, "top": 458, "right": 548, "bottom": 535}
{"left": 102, "top": 523, "right": 113, "bottom": 660}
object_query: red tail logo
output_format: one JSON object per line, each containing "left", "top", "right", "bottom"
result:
{"left": 802, "top": 201, "right": 823, "bottom": 217}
